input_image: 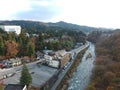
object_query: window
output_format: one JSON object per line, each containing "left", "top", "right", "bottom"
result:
{"left": 9, "top": 28, "right": 15, "bottom": 33}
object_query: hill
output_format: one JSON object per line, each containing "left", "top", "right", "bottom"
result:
{"left": 0, "top": 20, "right": 112, "bottom": 33}
{"left": 48, "top": 21, "right": 98, "bottom": 32}
{"left": 86, "top": 30, "right": 120, "bottom": 90}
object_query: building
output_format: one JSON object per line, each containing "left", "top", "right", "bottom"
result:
{"left": 4, "top": 84, "right": 27, "bottom": 90}
{"left": 45, "top": 37, "right": 59, "bottom": 43}
{"left": 55, "top": 50, "right": 71, "bottom": 67}
{"left": 44, "top": 54, "right": 53, "bottom": 61}
{"left": 48, "top": 60, "right": 59, "bottom": 69}
{"left": 10, "top": 58, "right": 22, "bottom": 66}
{"left": 0, "top": 25, "right": 21, "bottom": 35}
{"left": 3, "top": 63, "right": 58, "bottom": 89}
{"left": 43, "top": 50, "right": 53, "bottom": 54}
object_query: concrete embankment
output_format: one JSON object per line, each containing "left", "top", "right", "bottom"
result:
{"left": 56, "top": 46, "right": 89, "bottom": 90}
{"left": 68, "top": 44, "right": 95, "bottom": 90}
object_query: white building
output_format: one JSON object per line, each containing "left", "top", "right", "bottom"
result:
{"left": 44, "top": 54, "right": 53, "bottom": 61}
{"left": 0, "top": 25, "right": 21, "bottom": 35}
{"left": 48, "top": 60, "right": 59, "bottom": 68}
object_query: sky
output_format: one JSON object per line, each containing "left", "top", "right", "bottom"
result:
{"left": 0, "top": 0, "right": 120, "bottom": 29}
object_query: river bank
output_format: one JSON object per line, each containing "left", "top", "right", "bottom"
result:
{"left": 68, "top": 43, "right": 95, "bottom": 90}
{"left": 56, "top": 46, "right": 89, "bottom": 90}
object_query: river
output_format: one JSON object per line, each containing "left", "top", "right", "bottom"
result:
{"left": 68, "top": 43, "right": 96, "bottom": 90}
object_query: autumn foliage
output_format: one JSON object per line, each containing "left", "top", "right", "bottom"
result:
{"left": 0, "top": 80, "right": 4, "bottom": 90}
{"left": 86, "top": 31, "right": 120, "bottom": 90}
{"left": 5, "top": 40, "right": 18, "bottom": 58}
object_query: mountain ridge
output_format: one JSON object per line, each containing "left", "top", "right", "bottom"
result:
{"left": 0, "top": 20, "right": 112, "bottom": 33}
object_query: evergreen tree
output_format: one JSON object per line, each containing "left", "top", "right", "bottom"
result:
{"left": 27, "top": 44, "right": 35, "bottom": 56}
{"left": 18, "top": 31, "right": 29, "bottom": 56}
{"left": 62, "top": 40, "right": 73, "bottom": 50}
{"left": 7, "top": 33, "right": 12, "bottom": 40}
{"left": 20, "top": 64, "right": 32, "bottom": 87}
{"left": 0, "top": 38, "right": 6, "bottom": 55}
{"left": 38, "top": 32, "right": 44, "bottom": 42}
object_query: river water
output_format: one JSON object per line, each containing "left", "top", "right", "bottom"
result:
{"left": 68, "top": 43, "right": 95, "bottom": 90}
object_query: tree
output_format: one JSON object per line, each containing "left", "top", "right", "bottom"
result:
{"left": 5, "top": 40, "right": 18, "bottom": 58}
{"left": 62, "top": 40, "right": 73, "bottom": 50}
{"left": 107, "top": 86, "right": 114, "bottom": 90}
{"left": 35, "top": 32, "right": 44, "bottom": 51}
{"left": 17, "top": 31, "right": 30, "bottom": 56}
{"left": 27, "top": 43, "right": 35, "bottom": 56}
{"left": 38, "top": 32, "right": 44, "bottom": 42}
{"left": 0, "top": 80, "right": 4, "bottom": 90}
{"left": 87, "top": 31, "right": 102, "bottom": 43}
{"left": 86, "top": 83, "right": 95, "bottom": 90}
{"left": 20, "top": 64, "right": 32, "bottom": 87}
{"left": 0, "top": 37, "right": 6, "bottom": 55}
{"left": 87, "top": 31, "right": 120, "bottom": 90}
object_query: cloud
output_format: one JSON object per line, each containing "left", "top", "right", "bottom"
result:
{"left": 0, "top": 0, "right": 31, "bottom": 20}
{"left": 14, "top": 0, "right": 61, "bottom": 21}
{"left": 0, "top": 0, "right": 60, "bottom": 21}
{"left": 51, "top": 0, "right": 120, "bottom": 28}
{"left": 15, "top": 6, "right": 58, "bottom": 21}
{"left": 0, "top": 0, "right": 120, "bottom": 28}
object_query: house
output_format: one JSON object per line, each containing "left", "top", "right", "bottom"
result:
{"left": 36, "top": 51, "right": 44, "bottom": 60}
{"left": 0, "top": 25, "right": 21, "bottom": 35}
{"left": 2, "top": 60, "right": 12, "bottom": 68}
{"left": 10, "top": 58, "right": 22, "bottom": 66}
{"left": 4, "top": 84, "right": 27, "bottom": 90}
{"left": 44, "top": 37, "right": 59, "bottom": 43}
{"left": 55, "top": 50, "right": 70, "bottom": 67}
{"left": 44, "top": 54, "right": 52, "bottom": 61}
{"left": 55, "top": 50, "right": 67, "bottom": 59}
{"left": 48, "top": 60, "right": 60, "bottom": 69}
{"left": 32, "top": 34, "right": 39, "bottom": 37}
{"left": 26, "top": 33, "right": 30, "bottom": 37}
{"left": 43, "top": 50, "right": 53, "bottom": 54}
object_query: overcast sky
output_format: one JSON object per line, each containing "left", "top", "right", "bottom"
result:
{"left": 0, "top": 0, "right": 120, "bottom": 28}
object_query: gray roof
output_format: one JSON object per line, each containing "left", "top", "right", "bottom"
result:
{"left": 2, "top": 63, "right": 58, "bottom": 88}
{"left": 4, "top": 84, "right": 25, "bottom": 90}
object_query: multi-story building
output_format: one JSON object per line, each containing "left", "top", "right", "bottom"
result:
{"left": 0, "top": 25, "right": 21, "bottom": 35}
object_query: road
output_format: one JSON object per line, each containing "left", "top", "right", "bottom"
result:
{"left": 0, "top": 60, "right": 42, "bottom": 79}
{"left": 1, "top": 59, "right": 58, "bottom": 87}
{"left": 0, "top": 41, "right": 89, "bottom": 89}
{"left": 51, "top": 42, "right": 89, "bottom": 90}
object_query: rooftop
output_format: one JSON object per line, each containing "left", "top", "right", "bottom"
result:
{"left": 1, "top": 61, "right": 58, "bottom": 88}
{"left": 4, "top": 84, "right": 26, "bottom": 90}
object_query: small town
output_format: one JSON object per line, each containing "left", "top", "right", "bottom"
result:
{"left": 0, "top": 25, "right": 89, "bottom": 90}
{"left": 0, "top": 1, "right": 120, "bottom": 90}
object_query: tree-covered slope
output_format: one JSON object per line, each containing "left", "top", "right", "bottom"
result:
{"left": 86, "top": 30, "right": 120, "bottom": 90}
{"left": 0, "top": 20, "right": 111, "bottom": 33}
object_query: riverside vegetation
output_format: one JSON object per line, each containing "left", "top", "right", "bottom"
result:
{"left": 86, "top": 30, "right": 120, "bottom": 90}
{"left": 56, "top": 47, "right": 89, "bottom": 90}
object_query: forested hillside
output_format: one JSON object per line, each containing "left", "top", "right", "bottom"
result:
{"left": 0, "top": 20, "right": 111, "bottom": 34}
{"left": 86, "top": 30, "right": 120, "bottom": 90}
{"left": 48, "top": 21, "right": 100, "bottom": 32}
{"left": 87, "top": 30, "right": 114, "bottom": 43}
{"left": 0, "top": 24, "right": 86, "bottom": 60}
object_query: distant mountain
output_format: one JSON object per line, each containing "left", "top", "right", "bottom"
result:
{"left": 0, "top": 20, "right": 48, "bottom": 29}
{"left": 48, "top": 21, "right": 113, "bottom": 32}
{"left": 0, "top": 20, "right": 112, "bottom": 33}
{"left": 0, "top": 20, "right": 50, "bottom": 33}
{"left": 48, "top": 21, "right": 95, "bottom": 32}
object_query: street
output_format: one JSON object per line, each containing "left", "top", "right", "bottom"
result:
{"left": 0, "top": 42, "right": 89, "bottom": 89}
{"left": 51, "top": 42, "right": 89, "bottom": 90}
